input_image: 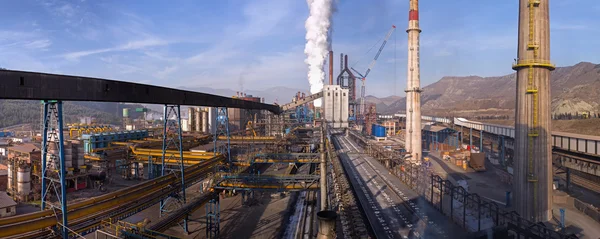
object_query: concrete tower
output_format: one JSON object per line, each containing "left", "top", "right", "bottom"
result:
{"left": 405, "top": 0, "right": 422, "bottom": 161}
{"left": 512, "top": 0, "right": 555, "bottom": 222}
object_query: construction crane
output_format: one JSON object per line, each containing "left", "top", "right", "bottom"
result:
{"left": 351, "top": 25, "right": 396, "bottom": 122}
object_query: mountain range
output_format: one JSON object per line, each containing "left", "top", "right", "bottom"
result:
{"left": 367, "top": 62, "right": 600, "bottom": 116}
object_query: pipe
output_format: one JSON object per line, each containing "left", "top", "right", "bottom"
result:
{"left": 316, "top": 210, "right": 337, "bottom": 239}
{"left": 329, "top": 50, "right": 334, "bottom": 85}
{"left": 320, "top": 126, "right": 327, "bottom": 210}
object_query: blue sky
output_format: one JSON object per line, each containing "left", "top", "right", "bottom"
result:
{"left": 1, "top": 0, "right": 599, "bottom": 98}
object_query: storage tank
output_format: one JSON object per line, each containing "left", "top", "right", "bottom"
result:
{"left": 195, "top": 108, "right": 202, "bottom": 133}
{"left": 188, "top": 107, "right": 196, "bottom": 132}
{"left": 202, "top": 110, "right": 209, "bottom": 133}
{"left": 17, "top": 165, "right": 31, "bottom": 196}
{"left": 371, "top": 124, "right": 386, "bottom": 137}
{"left": 64, "top": 141, "right": 73, "bottom": 168}
{"left": 76, "top": 141, "right": 85, "bottom": 170}
{"left": 7, "top": 162, "right": 13, "bottom": 192}
{"left": 123, "top": 108, "right": 129, "bottom": 118}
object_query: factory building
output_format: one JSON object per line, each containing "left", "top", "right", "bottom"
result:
{"left": 6, "top": 144, "right": 39, "bottom": 202}
{"left": 0, "top": 164, "right": 7, "bottom": 191}
{"left": 185, "top": 107, "right": 211, "bottom": 134}
{"left": 229, "top": 94, "right": 264, "bottom": 133}
{"left": 0, "top": 139, "right": 9, "bottom": 157}
{"left": 323, "top": 85, "right": 349, "bottom": 128}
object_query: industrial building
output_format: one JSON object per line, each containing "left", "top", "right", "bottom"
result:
{"left": 322, "top": 85, "right": 349, "bottom": 128}
{"left": 0, "top": 191, "right": 16, "bottom": 218}
{"left": 6, "top": 144, "right": 39, "bottom": 202}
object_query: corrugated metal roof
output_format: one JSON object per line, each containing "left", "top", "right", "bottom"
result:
{"left": 422, "top": 125, "right": 454, "bottom": 133}
{"left": 0, "top": 192, "right": 17, "bottom": 208}
{"left": 8, "top": 143, "right": 40, "bottom": 154}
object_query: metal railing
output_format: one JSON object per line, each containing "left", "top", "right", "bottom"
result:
{"left": 349, "top": 131, "right": 578, "bottom": 239}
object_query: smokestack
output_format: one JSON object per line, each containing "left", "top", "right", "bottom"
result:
{"left": 344, "top": 54, "right": 348, "bottom": 69}
{"left": 316, "top": 211, "right": 336, "bottom": 239}
{"left": 329, "top": 50, "right": 334, "bottom": 85}
{"left": 512, "top": 0, "right": 554, "bottom": 222}
{"left": 405, "top": 0, "right": 422, "bottom": 162}
{"left": 340, "top": 54, "right": 343, "bottom": 73}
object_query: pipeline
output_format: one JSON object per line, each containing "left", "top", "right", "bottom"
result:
{"left": 0, "top": 156, "right": 223, "bottom": 237}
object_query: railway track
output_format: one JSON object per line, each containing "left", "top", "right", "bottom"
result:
{"left": 294, "top": 191, "right": 316, "bottom": 239}
{"left": 333, "top": 133, "right": 455, "bottom": 238}
{"left": 0, "top": 156, "right": 223, "bottom": 238}
{"left": 327, "top": 133, "right": 370, "bottom": 239}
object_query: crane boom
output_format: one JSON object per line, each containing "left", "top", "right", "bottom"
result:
{"left": 362, "top": 25, "right": 396, "bottom": 79}
{"left": 355, "top": 25, "right": 396, "bottom": 122}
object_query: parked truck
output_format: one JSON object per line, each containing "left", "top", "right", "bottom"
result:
{"left": 469, "top": 152, "right": 486, "bottom": 172}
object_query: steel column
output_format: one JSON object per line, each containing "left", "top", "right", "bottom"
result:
{"left": 500, "top": 136, "right": 505, "bottom": 166}
{"left": 479, "top": 130, "right": 483, "bottom": 152}
{"left": 57, "top": 102, "right": 67, "bottom": 239}
{"left": 565, "top": 167, "right": 571, "bottom": 191}
{"left": 469, "top": 128, "right": 473, "bottom": 149}
{"left": 40, "top": 102, "right": 49, "bottom": 210}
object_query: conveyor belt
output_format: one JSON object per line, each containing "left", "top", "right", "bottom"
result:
{"left": 0, "top": 155, "right": 223, "bottom": 238}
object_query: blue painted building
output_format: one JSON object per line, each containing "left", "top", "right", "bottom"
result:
{"left": 81, "top": 130, "right": 149, "bottom": 154}
{"left": 422, "top": 125, "right": 459, "bottom": 151}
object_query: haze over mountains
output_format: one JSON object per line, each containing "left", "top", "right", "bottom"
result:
{"left": 367, "top": 62, "right": 600, "bottom": 116}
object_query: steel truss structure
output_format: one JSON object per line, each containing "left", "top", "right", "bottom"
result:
{"left": 40, "top": 100, "right": 68, "bottom": 238}
{"left": 205, "top": 199, "right": 220, "bottom": 238}
{"left": 160, "top": 104, "right": 188, "bottom": 233}
{"left": 213, "top": 107, "right": 231, "bottom": 165}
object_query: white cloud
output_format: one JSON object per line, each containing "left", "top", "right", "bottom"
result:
{"left": 23, "top": 39, "right": 52, "bottom": 50}
{"left": 62, "top": 38, "right": 170, "bottom": 60}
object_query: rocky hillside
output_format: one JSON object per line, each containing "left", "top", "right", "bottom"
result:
{"left": 369, "top": 62, "right": 600, "bottom": 115}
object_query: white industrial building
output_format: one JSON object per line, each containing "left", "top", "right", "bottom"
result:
{"left": 323, "top": 85, "right": 349, "bottom": 128}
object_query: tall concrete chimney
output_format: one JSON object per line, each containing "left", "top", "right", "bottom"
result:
{"left": 512, "top": 0, "right": 554, "bottom": 222}
{"left": 329, "top": 50, "right": 334, "bottom": 85}
{"left": 405, "top": 0, "right": 422, "bottom": 162}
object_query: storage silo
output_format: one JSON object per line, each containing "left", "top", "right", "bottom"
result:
{"left": 195, "top": 107, "right": 202, "bottom": 133}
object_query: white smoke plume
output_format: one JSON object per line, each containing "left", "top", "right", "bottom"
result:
{"left": 304, "top": 0, "right": 335, "bottom": 107}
